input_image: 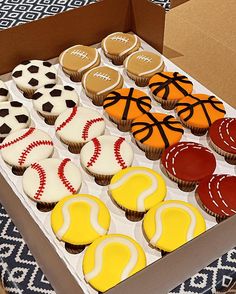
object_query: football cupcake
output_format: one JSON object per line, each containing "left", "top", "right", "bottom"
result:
{"left": 0, "top": 80, "right": 10, "bottom": 102}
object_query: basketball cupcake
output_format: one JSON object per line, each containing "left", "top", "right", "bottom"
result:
{"left": 161, "top": 142, "right": 216, "bottom": 192}
{"left": 149, "top": 72, "right": 193, "bottom": 110}
{"left": 51, "top": 194, "right": 110, "bottom": 254}
{"left": 176, "top": 94, "right": 226, "bottom": 136}
{"left": 131, "top": 112, "right": 184, "bottom": 160}
{"left": 208, "top": 118, "right": 236, "bottom": 165}
{"left": 103, "top": 88, "right": 152, "bottom": 132}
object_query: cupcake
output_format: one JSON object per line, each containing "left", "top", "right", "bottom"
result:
{"left": 109, "top": 167, "right": 166, "bottom": 221}
{"left": 176, "top": 94, "right": 226, "bottom": 136}
{"left": 131, "top": 112, "right": 184, "bottom": 160}
{"left": 55, "top": 106, "right": 105, "bottom": 154}
{"left": 51, "top": 194, "right": 110, "bottom": 254}
{"left": 196, "top": 174, "right": 236, "bottom": 223}
{"left": 161, "top": 142, "right": 216, "bottom": 192}
{"left": 12, "top": 60, "right": 57, "bottom": 99}
{"left": 0, "top": 101, "right": 31, "bottom": 142}
{"left": 32, "top": 84, "right": 79, "bottom": 125}
{"left": 149, "top": 72, "right": 193, "bottom": 110}
{"left": 83, "top": 234, "right": 146, "bottom": 293}
{"left": 103, "top": 88, "right": 152, "bottom": 132}
{"left": 22, "top": 158, "right": 82, "bottom": 212}
{"left": 101, "top": 32, "right": 141, "bottom": 65}
{"left": 59, "top": 45, "right": 101, "bottom": 82}
{"left": 208, "top": 118, "right": 236, "bottom": 165}
{"left": 124, "top": 50, "right": 164, "bottom": 87}
{"left": 0, "top": 128, "right": 54, "bottom": 175}
{"left": 143, "top": 200, "right": 206, "bottom": 254}
{"left": 82, "top": 66, "right": 123, "bottom": 106}
{"left": 0, "top": 80, "right": 10, "bottom": 102}
{"left": 80, "top": 135, "right": 133, "bottom": 186}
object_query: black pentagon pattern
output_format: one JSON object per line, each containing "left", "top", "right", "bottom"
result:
{"left": 45, "top": 72, "right": 56, "bottom": 80}
{"left": 21, "top": 60, "right": 30, "bottom": 65}
{"left": 15, "top": 115, "right": 29, "bottom": 123}
{"left": 27, "top": 65, "right": 39, "bottom": 74}
{"left": 64, "top": 85, "right": 74, "bottom": 91}
{"left": 28, "top": 78, "right": 39, "bottom": 87}
{"left": 10, "top": 101, "right": 23, "bottom": 107}
{"left": 44, "top": 84, "right": 56, "bottom": 89}
{"left": 66, "top": 100, "right": 76, "bottom": 108}
{"left": 12, "top": 71, "right": 22, "bottom": 78}
{"left": 0, "top": 123, "right": 11, "bottom": 134}
{"left": 0, "top": 88, "right": 9, "bottom": 96}
{"left": 42, "top": 102, "right": 53, "bottom": 113}
{"left": 32, "top": 92, "right": 43, "bottom": 100}
{"left": 0, "top": 109, "right": 9, "bottom": 117}
{"left": 43, "top": 62, "right": 52, "bottom": 67}
{"left": 50, "top": 89, "right": 62, "bottom": 97}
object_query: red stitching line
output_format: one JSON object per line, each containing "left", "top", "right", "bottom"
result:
{"left": 56, "top": 107, "right": 78, "bottom": 132}
{"left": 82, "top": 118, "right": 104, "bottom": 141}
{"left": 31, "top": 162, "right": 46, "bottom": 200}
{"left": 18, "top": 140, "right": 53, "bottom": 166}
{"left": 86, "top": 138, "right": 101, "bottom": 168}
{"left": 58, "top": 158, "right": 77, "bottom": 194}
{"left": 0, "top": 128, "right": 35, "bottom": 150}
{"left": 114, "top": 137, "right": 127, "bottom": 169}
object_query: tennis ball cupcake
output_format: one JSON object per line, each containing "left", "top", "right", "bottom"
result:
{"left": 109, "top": 167, "right": 166, "bottom": 221}
{"left": 0, "top": 80, "right": 10, "bottom": 102}
{"left": 124, "top": 50, "right": 164, "bottom": 87}
{"left": 59, "top": 45, "right": 101, "bottom": 82}
{"left": 143, "top": 200, "right": 206, "bottom": 254}
{"left": 176, "top": 94, "right": 226, "bottom": 136}
{"left": 103, "top": 88, "right": 152, "bottom": 132}
{"left": 208, "top": 118, "right": 236, "bottom": 165}
{"left": 149, "top": 72, "right": 193, "bottom": 110}
{"left": 101, "top": 32, "right": 141, "bottom": 65}
{"left": 55, "top": 106, "right": 105, "bottom": 154}
{"left": 51, "top": 194, "right": 111, "bottom": 254}
{"left": 131, "top": 112, "right": 184, "bottom": 160}
{"left": 82, "top": 234, "right": 146, "bottom": 293}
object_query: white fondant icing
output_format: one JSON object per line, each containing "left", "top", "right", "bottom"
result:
{"left": 0, "top": 80, "right": 10, "bottom": 102}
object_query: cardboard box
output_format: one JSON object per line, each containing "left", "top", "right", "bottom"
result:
{"left": 0, "top": 1, "right": 235, "bottom": 294}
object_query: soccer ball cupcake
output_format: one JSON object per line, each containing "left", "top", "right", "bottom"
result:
{"left": 0, "top": 80, "right": 10, "bottom": 102}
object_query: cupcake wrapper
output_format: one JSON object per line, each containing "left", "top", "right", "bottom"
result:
{"left": 179, "top": 118, "right": 208, "bottom": 136}
{"left": 151, "top": 92, "right": 179, "bottom": 110}
{"left": 16, "top": 85, "right": 35, "bottom": 99}
{"left": 84, "top": 167, "right": 113, "bottom": 186}
{"left": 39, "top": 113, "right": 58, "bottom": 125}
{"left": 11, "top": 166, "right": 27, "bottom": 176}
{"left": 209, "top": 138, "right": 236, "bottom": 165}
{"left": 36, "top": 202, "right": 56, "bottom": 212}
{"left": 109, "top": 115, "right": 133, "bottom": 132}
{"left": 59, "top": 138, "right": 85, "bottom": 154}
{"left": 65, "top": 243, "right": 87, "bottom": 254}
{"left": 136, "top": 140, "right": 163, "bottom": 160}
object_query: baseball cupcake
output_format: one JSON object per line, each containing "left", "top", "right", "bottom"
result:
{"left": 0, "top": 128, "right": 54, "bottom": 175}
{"left": 55, "top": 106, "right": 105, "bottom": 153}
{"left": 149, "top": 72, "right": 193, "bottom": 110}
{"left": 176, "top": 94, "right": 226, "bottom": 136}
{"left": 22, "top": 158, "right": 82, "bottom": 212}
{"left": 12, "top": 60, "right": 57, "bottom": 99}
{"left": 161, "top": 142, "right": 216, "bottom": 192}
{"left": 208, "top": 118, "right": 236, "bottom": 165}
{"left": 0, "top": 80, "right": 10, "bottom": 102}
{"left": 131, "top": 112, "right": 184, "bottom": 160}
{"left": 103, "top": 88, "right": 152, "bottom": 132}
{"left": 124, "top": 50, "right": 164, "bottom": 87}
{"left": 101, "top": 32, "right": 141, "bottom": 65}
{"left": 51, "top": 194, "right": 110, "bottom": 254}
{"left": 82, "top": 234, "right": 146, "bottom": 292}
{"left": 59, "top": 45, "right": 101, "bottom": 82}
{"left": 80, "top": 135, "right": 134, "bottom": 186}
{"left": 82, "top": 66, "right": 123, "bottom": 106}
{"left": 143, "top": 200, "right": 206, "bottom": 254}
{"left": 32, "top": 84, "right": 79, "bottom": 125}
{"left": 109, "top": 167, "right": 166, "bottom": 221}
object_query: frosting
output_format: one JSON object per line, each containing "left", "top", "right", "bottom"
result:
{"left": 12, "top": 60, "right": 57, "bottom": 91}
{"left": 82, "top": 234, "right": 146, "bottom": 292}
{"left": 80, "top": 135, "right": 133, "bottom": 176}
{"left": 131, "top": 112, "right": 184, "bottom": 149}
{"left": 176, "top": 94, "right": 226, "bottom": 128}
{"left": 59, "top": 45, "right": 100, "bottom": 72}
{"left": 149, "top": 72, "right": 193, "bottom": 100}
{"left": 209, "top": 118, "right": 236, "bottom": 154}
{"left": 161, "top": 142, "right": 216, "bottom": 182}
{"left": 124, "top": 50, "right": 164, "bottom": 77}
{"left": 82, "top": 66, "right": 123, "bottom": 96}
{"left": 197, "top": 174, "right": 236, "bottom": 217}
{"left": 0, "top": 128, "right": 54, "bottom": 167}
{"left": 0, "top": 80, "right": 10, "bottom": 102}
{"left": 32, "top": 84, "right": 80, "bottom": 116}
{"left": 143, "top": 200, "right": 206, "bottom": 252}
{"left": 51, "top": 194, "right": 110, "bottom": 245}
{"left": 103, "top": 88, "right": 152, "bottom": 120}
{"left": 109, "top": 166, "right": 166, "bottom": 212}
{"left": 55, "top": 106, "right": 105, "bottom": 143}
{"left": 22, "top": 158, "right": 82, "bottom": 203}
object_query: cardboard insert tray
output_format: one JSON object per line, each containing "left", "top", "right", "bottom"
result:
{"left": 0, "top": 0, "right": 235, "bottom": 293}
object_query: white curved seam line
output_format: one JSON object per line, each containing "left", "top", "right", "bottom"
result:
{"left": 97, "top": 73, "right": 121, "bottom": 95}
{"left": 138, "top": 59, "right": 163, "bottom": 76}
{"left": 119, "top": 35, "right": 138, "bottom": 57}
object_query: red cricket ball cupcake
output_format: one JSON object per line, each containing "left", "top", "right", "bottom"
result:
{"left": 161, "top": 142, "right": 216, "bottom": 192}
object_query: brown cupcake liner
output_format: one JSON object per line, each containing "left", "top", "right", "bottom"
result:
{"left": 108, "top": 115, "right": 133, "bottom": 132}
{"left": 58, "top": 137, "right": 85, "bottom": 154}
{"left": 38, "top": 112, "right": 58, "bottom": 125}
{"left": 65, "top": 242, "right": 87, "bottom": 254}
{"left": 208, "top": 138, "right": 236, "bottom": 165}
{"left": 135, "top": 140, "right": 163, "bottom": 160}
{"left": 16, "top": 85, "right": 35, "bottom": 99}
{"left": 84, "top": 167, "right": 113, "bottom": 186}
{"left": 36, "top": 202, "right": 56, "bottom": 212}
{"left": 11, "top": 166, "right": 27, "bottom": 176}
{"left": 151, "top": 92, "right": 179, "bottom": 110}
{"left": 179, "top": 118, "right": 208, "bottom": 136}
